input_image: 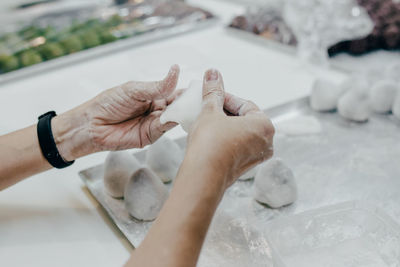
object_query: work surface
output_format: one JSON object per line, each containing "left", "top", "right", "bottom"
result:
{"left": 0, "top": 0, "right": 392, "bottom": 266}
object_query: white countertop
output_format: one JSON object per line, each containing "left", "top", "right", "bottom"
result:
{"left": 0, "top": 1, "right": 347, "bottom": 266}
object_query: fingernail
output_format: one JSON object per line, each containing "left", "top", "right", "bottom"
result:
{"left": 205, "top": 69, "right": 219, "bottom": 82}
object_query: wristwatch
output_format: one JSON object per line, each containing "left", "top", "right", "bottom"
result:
{"left": 37, "top": 111, "right": 75, "bottom": 169}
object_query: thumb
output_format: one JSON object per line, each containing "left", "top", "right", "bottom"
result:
{"left": 202, "top": 69, "right": 225, "bottom": 113}
{"left": 124, "top": 65, "right": 180, "bottom": 101}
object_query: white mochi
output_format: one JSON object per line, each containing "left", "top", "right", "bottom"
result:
{"left": 385, "top": 63, "right": 400, "bottom": 82}
{"left": 310, "top": 79, "right": 345, "bottom": 111}
{"left": 238, "top": 165, "right": 259, "bottom": 181}
{"left": 254, "top": 158, "right": 297, "bottom": 209}
{"left": 338, "top": 90, "right": 371, "bottom": 122}
{"left": 103, "top": 151, "right": 141, "bottom": 198}
{"left": 124, "top": 168, "right": 169, "bottom": 221}
{"left": 393, "top": 92, "right": 400, "bottom": 120}
{"left": 145, "top": 136, "right": 184, "bottom": 183}
{"left": 274, "top": 115, "right": 322, "bottom": 136}
{"left": 369, "top": 80, "right": 399, "bottom": 113}
{"left": 160, "top": 80, "right": 203, "bottom": 133}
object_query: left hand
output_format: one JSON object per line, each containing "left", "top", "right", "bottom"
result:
{"left": 52, "top": 65, "right": 180, "bottom": 161}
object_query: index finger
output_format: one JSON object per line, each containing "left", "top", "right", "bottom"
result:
{"left": 224, "top": 93, "right": 261, "bottom": 116}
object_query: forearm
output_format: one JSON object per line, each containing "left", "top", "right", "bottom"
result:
{"left": 0, "top": 103, "right": 92, "bottom": 190}
{"left": 127, "top": 153, "right": 228, "bottom": 267}
{"left": 0, "top": 125, "right": 51, "bottom": 189}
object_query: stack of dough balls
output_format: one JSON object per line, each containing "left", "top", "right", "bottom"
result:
{"left": 103, "top": 136, "right": 183, "bottom": 221}
{"left": 310, "top": 63, "right": 400, "bottom": 122}
{"left": 238, "top": 159, "right": 298, "bottom": 209}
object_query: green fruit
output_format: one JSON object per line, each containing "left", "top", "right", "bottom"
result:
{"left": 80, "top": 30, "right": 101, "bottom": 48}
{"left": 100, "top": 31, "right": 117, "bottom": 44}
{"left": 19, "top": 26, "right": 41, "bottom": 40}
{"left": 106, "top": 15, "right": 123, "bottom": 27}
{"left": 61, "top": 35, "right": 83, "bottom": 54}
{"left": 19, "top": 50, "right": 43, "bottom": 67}
{"left": 38, "top": 43, "right": 65, "bottom": 60}
{"left": 0, "top": 54, "right": 19, "bottom": 73}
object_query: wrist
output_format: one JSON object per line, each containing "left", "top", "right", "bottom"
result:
{"left": 182, "top": 147, "right": 232, "bottom": 192}
{"left": 51, "top": 104, "right": 94, "bottom": 161}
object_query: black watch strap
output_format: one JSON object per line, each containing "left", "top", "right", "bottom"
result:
{"left": 37, "top": 111, "right": 74, "bottom": 169}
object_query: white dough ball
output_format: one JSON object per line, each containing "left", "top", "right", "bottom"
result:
{"left": 145, "top": 136, "right": 183, "bottom": 183}
{"left": 310, "top": 79, "right": 345, "bottom": 111}
{"left": 338, "top": 90, "right": 371, "bottom": 122}
{"left": 103, "top": 151, "right": 141, "bottom": 198}
{"left": 124, "top": 168, "right": 169, "bottom": 221}
{"left": 393, "top": 92, "right": 400, "bottom": 120}
{"left": 385, "top": 63, "right": 400, "bottom": 82}
{"left": 238, "top": 165, "right": 259, "bottom": 181}
{"left": 369, "top": 80, "right": 399, "bottom": 113}
{"left": 160, "top": 80, "right": 202, "bottom": 133}
{"left": 254, "top": 158, "right": 297, "bottom": 209}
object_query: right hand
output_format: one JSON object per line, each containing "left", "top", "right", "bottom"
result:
{"left": 186, "top": 69, "right": 275, "bottom": 189}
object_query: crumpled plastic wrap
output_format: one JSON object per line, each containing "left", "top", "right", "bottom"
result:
{"left": 329, "top": 0, "right": 400, "bottom": 55}
{"left": 283, "top": 0, "right": 374, "bottom": 65}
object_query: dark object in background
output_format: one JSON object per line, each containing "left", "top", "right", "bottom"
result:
{"left": 229, "top": 8, "right": 297, "bottom": 46}
{"left": 329, "top": 0, "right": 400, "bottom": 56}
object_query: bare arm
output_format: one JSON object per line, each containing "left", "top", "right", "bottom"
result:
{"left": 0, "top": 65, "right": 180, "bottom": 190}
{"left": 126, "top": 70, "right": 274, "bottom": 267}
{"left": 0, "top": 125, "right": 50, "bottom": 188}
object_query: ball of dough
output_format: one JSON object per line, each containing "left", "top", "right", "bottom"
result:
{"left": 369, "top": 80, "right": 399, "bottom": 113}
{"left": 160, "top": 80, "right": 202, "bottom": 133}
{"left": 338, "top": 90, "right": 371, "bottom": 122}
{"left": 254, "top": 158, "right": 297, "bottom": 209}
{"left": 145, "top": 136, "right": 183, "bottom": 183}
{"left": 393, "top": 92, "right": 400, "bottom": 120}
{"left": 103, "top": 151, "right": 141, "bottom": 198}
{"left": 238, "top": 165, "right": 259, "bottom": 181}
{"left": 310, "top": 79, "right": 345, "bottom": 111}
{"left": 124, "top": 168, "right": 169, "bottom": 221}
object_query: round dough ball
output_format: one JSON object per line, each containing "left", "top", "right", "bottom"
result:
{"left": 393, "top": 92, "right": 400, "bottom": 120}
{"left": 104, "top": 151, "right": 141, "bottom": 198}
{"left": 369, "top": 80, "right": 399, "bottom": 113}
{"left": 238, "top": 165, "right": 259, "bottom": 181}
{"left": 338, "top": 90, "right": 371, "bottom": 122}
{"left": 254, "top": 158, "right": 297, "bottom": 209}
{"left": 310, "top": 79, "right": 345, "bottom": 111}
{"left": 124, "top": 168, "right": 169, "bottom": 221}
{"left": 145, "top": 136, "right": 183, "bottom": 183}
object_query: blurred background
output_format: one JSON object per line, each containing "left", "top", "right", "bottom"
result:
{"left": 0, "top": 0, "right": 399, "bottom": 78}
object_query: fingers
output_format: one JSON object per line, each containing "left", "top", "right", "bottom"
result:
{"left": 224, "top": 92, "right": 261, "bottom": 116}
{"left": 148, "top": 114, "right": 177, "bottom": 144}
{"left": 167, "top": 88, "right": 185, "bottom": 105}
{"left": 202, "top": 69, "right": 225, "bottom": 113}
{"left": 151, "top": 88, "right": 185, "bottom": 113}
{"left": 123, "top": 64, "right": 180, "bottom": 101}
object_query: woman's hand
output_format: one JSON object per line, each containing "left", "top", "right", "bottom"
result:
{"left": 52, "top": 65, "right": 180, "bottom": 161}
{"left": 127, "top": 69, "right": 275, "bottom": 267}
{"left": 186, "top": 69, "right": 275, "bottom": 189}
